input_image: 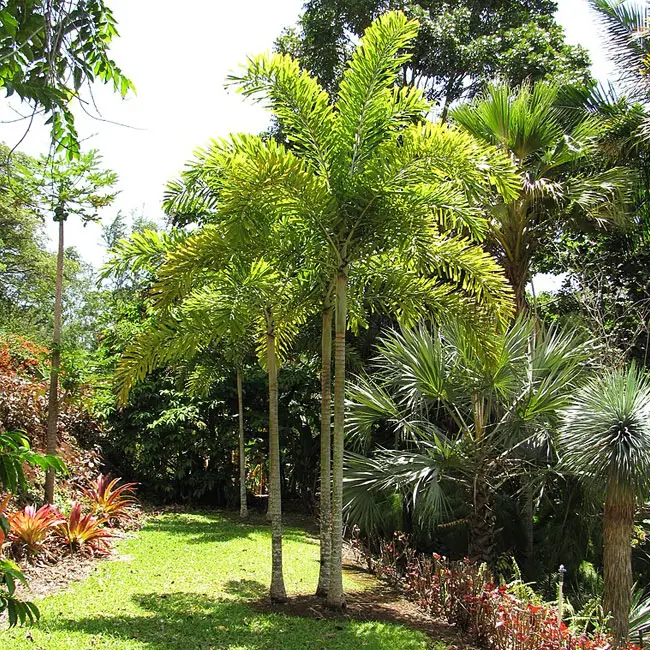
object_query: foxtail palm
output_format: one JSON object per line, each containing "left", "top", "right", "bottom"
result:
{"left": 345, "top": 318, "right": 591, "bottom": 564}
{"left": 109, "top": 230, "right": 307, "bottom": 603}
{"left": 452, "top": 82, "right": 633, "bottom": 313}
{"left": 560, "top": 365, "right": 650, "bottom": 646}
{"left": 219, "top": 11, "right": 519, "bottom": 609}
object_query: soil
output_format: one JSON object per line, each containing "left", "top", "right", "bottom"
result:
{"left": 256, "top": 559, "right": 479, "bottom": 650}
{"left": 10, "top": 531, "right": 136, "bottom": 602}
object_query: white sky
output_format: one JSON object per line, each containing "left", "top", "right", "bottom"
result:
{"left": 0, "top": 0, "right": 615, "bottom": 278}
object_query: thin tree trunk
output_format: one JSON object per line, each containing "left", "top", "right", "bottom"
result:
{"left": 603, "top": 485, "right": 634, "bottom": 647}
{"left": 327, "top": 271, "right": 347, "bottom": 611}
{"left": 45, "top": 218, "right": 64, "bottom": 504}
{"left": 523, "top": 487, "right": 535, "bottom": 574}
{"left": 267, "top": 327, "right": 287, "bottom": 603}
{"left": 316, "top": 304, "right": 333, "bottom": 597}
{"left": 237, "top": 366, "right": 248, "bottom": 520}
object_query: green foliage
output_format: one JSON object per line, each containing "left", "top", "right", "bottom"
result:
{"left": 279, "top": 0, "right": 591, "bottom": 110}
{"left": 561, "top": 365, "right": 650, "bottom": 500}
{"left": 0, "top": 0, "right": 134, "bottom": 157}
{"left": 0, "top": 559, "right": 39, "bottom": 627}
{"left": 344, "top": 318, "right": 592, "bottom": 560}
{"left": 0, "top": 431, "right": 66, "bottom": 494}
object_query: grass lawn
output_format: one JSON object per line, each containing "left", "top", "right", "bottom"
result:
{"left": 1, "top": 512, "right": 442, "bottom": 649}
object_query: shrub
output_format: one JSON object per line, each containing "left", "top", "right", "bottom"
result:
{"left": 352, "top": 531, "right": 642, "bottom": 650}
{"left": 83, "top": 474, "right": 137, "bottom": 526}
{"left": 54, "top": 501, "right": 112, "bottom": 556}
{"left": 0, "top": 559, "right": 39, "bottom": 626}
{"left": 8, "top": 504, "right": 64, "bottom": 556}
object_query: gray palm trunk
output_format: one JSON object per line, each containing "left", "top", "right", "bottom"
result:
{"left": 327, "top": 271, "right": 347, "bottom": 610}
{"left": 45, "top": 218, "right": 64, "bottom": 504}
{"left": 236, "top": 366, "right": 248, "bottom": 520}
{"left": 266, "top": 324, "right": 287, "bottom": 603}
{"left": 316, "top": 305, "right": 333, "bottom": 597}
{"left": 603, "top": 481, "right": 634, "bottom": 646}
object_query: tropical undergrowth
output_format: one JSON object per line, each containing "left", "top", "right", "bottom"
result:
{"left": 349, "top": 530, "right": 643, "bottom": 650}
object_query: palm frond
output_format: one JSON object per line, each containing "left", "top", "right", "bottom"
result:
{"left": 335, "top": 11, "right": 423, "bottom": 175}
{"left": 227, "top": 54, "right": 336, "bottom": 177}
{"left": 560, "top": 364, "right": 650, "bottom": 498}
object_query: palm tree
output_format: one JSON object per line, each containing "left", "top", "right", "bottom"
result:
{"left": 220, "top": 11, "right": 520, "bottom": 609}
{"left": 108, "top": 228, "right": 308, "bottom": 603}
{"left": 589, "top": 0, "right": 650, "bottom": 142}
{"left": 560, "top": 365, "right": 650, "bottom": 646}
{"left": 344, "top": 318, "right": 590, "bottom": 564}
{"left": 451, "top": 81, "right": 633, "bottom": 313}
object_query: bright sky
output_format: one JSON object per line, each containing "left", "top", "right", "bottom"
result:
{"left": 0, "top": 0, "right": 615, "bottom": 275}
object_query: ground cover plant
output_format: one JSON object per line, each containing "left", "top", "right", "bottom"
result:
{"left": 0, "top": 511, "right": 440, "bottom": 650}
{"left": 350, "top": 531, "right": 643, "bottom": 650}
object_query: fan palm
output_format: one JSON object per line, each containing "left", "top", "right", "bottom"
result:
{"left": 589, "top": 0, "right": 650, "bottom": 131}
{"left": 345, "top": 318, "right": 591, "bottom": 564}
{"left": 560, "top": 365, "right": 650, "bottom": 645}
{"left": 452, "top": 81, "right": 633, "bottom": 313}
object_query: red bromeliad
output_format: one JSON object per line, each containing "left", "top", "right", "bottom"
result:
{"left": 8, "top": 505, "right": 65, "bottom": 555}
{"left": 54, "top": 501, "right": 112, "bottom": 556}
{"left": 83, "top": 474, "right": 137, "bottom": 526}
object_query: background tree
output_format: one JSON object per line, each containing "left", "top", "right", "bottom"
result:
{"left": 560, "top": 365, "right": 650, "bottom": 645}
{"left": 25, "top": 150, "right": 117, "bottom": 503}
{"left": 277, "top": 0, "right": 591, "bottom": 114}
{"left": 0, "top": 0, "right": 134, "bottom": 156}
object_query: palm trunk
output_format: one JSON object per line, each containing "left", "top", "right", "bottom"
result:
{"left": 603, "top": 483, "right": 634, "bottom": 647}
{"left": 327, "top": 271, "right": 347, "bottom": 611}
{"left": 45, "top": 218, "right": 64, "bottom": 504}
{"left": 523, "top": 487, "right": 535, "bottom": 575}
{"left": 316, "top": 304, "right": 333, "bottom": 597}
{"left": 237, "top": 365, "right": 248, "bottom": 520}
{"left": 468, "top": 469, "right": 496, "bottom": 566}
{"left": 267, "top": 326, "right": 287, "bottom": 603}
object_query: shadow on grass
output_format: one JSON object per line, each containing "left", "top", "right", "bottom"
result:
{"left": 222, "top": 578, "right": 266, "bottom": 598}
{"left": 47, "top": 591, "right": 428, "bottom": 650}
{"left": 144, "top": 512, "right": 316, "bottom": 546}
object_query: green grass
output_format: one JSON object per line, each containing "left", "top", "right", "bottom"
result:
{"left": 1, "top": 512, "right": 439, "bottom": 649}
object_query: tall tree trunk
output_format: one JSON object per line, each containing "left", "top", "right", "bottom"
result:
{"left": 327, "top": 271, "right": 347, "bottom": 611}
{"left": 267, "top": 328, "right": 287, "bottom": 603}
{"left": 316, "top": 304, "right": 333, "bottom": 597}
{"left": 237, "top": 365, "right": 248, "bottom": 520}
{"left": 45, "top": 218, "right": 64, "bottom": 504}
{"left": 603, "top": 484, "right": 634, "bottom": 647}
